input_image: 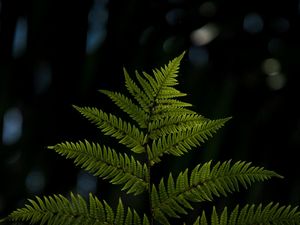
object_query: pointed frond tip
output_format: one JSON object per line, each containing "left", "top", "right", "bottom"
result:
{"left": 48, "top": 140, "right": 148, "bottom": 195}
{"left": 193, "top": 203, "right": 300, "bottom": 225}
{"left": 152, "top": 160, "right": 282, "bottom": 225}
{"left": 6, "top": 193, "right": 150, "bottom": 225}
{"left": 121, "top": 52, "right": 187, "bottom": 115}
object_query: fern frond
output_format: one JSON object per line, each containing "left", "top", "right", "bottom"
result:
{"left": 193, "top": 203, "right": 300, "bottom": 225}
{"left": 7, "top": 193, "right": 149, "bottom": 225}
{"left": 150, "top": 99, "right": 193, "bottom": 119}
{"left": 73, "top": 105, "right": 146, "bottom": 153}
{"left": 151, "top": 52, "right": 185, "bottom": 98}
{"left": 131, "top": 52, "right": 185, "bottom": 114}
{"left": 124, "top": 68, "right": 150, "bottom": 113}
{"left": 141, "top": 71, "right": 187, "bottom": 99}
{"left": 155, "top": 99, "right": 192, "bottom": 108}
{"left": 148, "top": 114, "right": 208, "bottom": 139}
{"left": 49, "top": 140, "right": 148, "bottom": 195}
{"left": 149, "top": 117, "right": 231, "bottom": 163}
{"left": 136, "top": 71, "right": 156, "bottom": 105}
{"left": 150, "top": 107, "right": 197, "bottom": 121}
{"left": 152, "top": 160, "right": 282, "bottom": 225}
{"left": 100, "top": 89, "right": 149, "bottom": 128}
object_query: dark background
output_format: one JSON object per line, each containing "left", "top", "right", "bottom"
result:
{"left": 1, "top": 0, "right": 300, "bottom": 223}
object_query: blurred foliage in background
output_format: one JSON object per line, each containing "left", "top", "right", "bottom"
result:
{"left": 1, "top": 0, "right": 300, "bottom": 220}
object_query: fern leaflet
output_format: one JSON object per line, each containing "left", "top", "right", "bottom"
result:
{"left": 49, "top": 140, "right": 148, "bottom": 195}
{"left": 5, "top": 193, "right": 149, "bottom": 225}
{"left": 193, "top": 203, "right": 300, "bottom": 225}
{"left": 124, "top": 68, "right": 150, "bottom": 113}
{"left": 99, "top": 89, "right": 149, "bottom": 128}
{"left": 148, "top": 114, "right": 209, "bottom": 139}
{"left": 151, "top": 160, "right": 282, "bottom": 225}
{"left": 73, "top": 105, "right": 146, "bottom": 153}
{"left": 149, "top": 118, "right": 231, "bottom": 163}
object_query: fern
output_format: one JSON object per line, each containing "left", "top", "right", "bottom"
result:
{"left": 6, "top": 193, "right": 149, "bottom": 225}
{"left": 73, "top": 106, "right": 146, "bottom": 153}
{"left": 2, "top": 52, "right": 299, "bottom": 225}
{"left": 193, "top": 203, "right": 300, "bottom": 225}
{"left": 49, "top": 140, "right": 148, "bottom": 195}
{"left": 151, "top": 161, "right": 282, "bottom": 224}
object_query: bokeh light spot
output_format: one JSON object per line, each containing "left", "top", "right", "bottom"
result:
{"left": 262, "top": 58, "right": 281, "bottom": 76}
{"left": 25, "top": 169, "right": 46, "bottom": 194}
{"left": 76, "top": 171, "right": 97, "bottom": 197}
{"left": 2, "top": 108, "right": 23, "bottom": 145}
{"left": 86, "top": 0, "right": 109, "bottom": 54}
{"left": 266, "top": 74, "right": 286, "bottom": 90}
{"left": 12, "top": 17, "right": 28, "bottom": 58}
{"left": 199, "top": 2, "right": 217, "bottom": 17}
{"left": 188, "top": 46, "right": 209, "bottom": 67}
{"left": 243, "top": 13, "right": 264, "bottom": 34}
{"left": 191, "top": 23, "right": 219, "bottom": 46}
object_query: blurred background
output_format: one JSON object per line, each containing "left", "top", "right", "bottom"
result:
{"left": 1, "top": 0, "right": 300, "bottom": 223}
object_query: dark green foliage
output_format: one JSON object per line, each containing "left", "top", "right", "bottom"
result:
{"left": 7, "top": 193, "right": 149, "bottom": 225}
{"left": 151, "top": 161, "right": 282, "bottom": 224}
{"left": 2, "top": 53, "right": 300, "bottom": 225}
{"left": 192, "top": 203, "right": 300, "bottom": 225}
{"left": 49, "top": 141, "right": 148, "bottom": 195}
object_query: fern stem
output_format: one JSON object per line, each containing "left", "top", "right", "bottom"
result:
{"left": 147, "top": 163, "right": 154, "bottom": 225}
{"left": 144, "top": 141, "right": 154, "bottom": 225}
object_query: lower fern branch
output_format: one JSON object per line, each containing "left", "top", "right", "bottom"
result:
{"left": 193, "top": 203, "right": 300, "bottom": 225}
{"left": 5, "top": 193, "right": 150, "bottom": 225}
{"left": 151, "top": 161, "right": 282, "bottom": 225}
{"left": 49, "top": 140, "right": 148, "bottom": 195}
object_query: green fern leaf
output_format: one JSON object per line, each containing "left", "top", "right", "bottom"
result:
{"left": 149, "top": 117, "right": 231, "bottom": 163}
{"left": 100, "top": 89, "right": 149, "bottom": 128}
{"left": 148, "top": 114, "right": 208, "bottom": 139}
{"left": 150, "top": 107, "right": 197, "bottom": 121}
{"left": 128, "top": 52, "right": 186, "bottom": 117}
{"left": 155, "top": 98, "right": 192, "bottom": 107}
{"left": 124, "top": 68, "right": 150, "bottom": 113}
{"left": 6, "top": 193, "right": 148, "bottom": 225}
{"left": 152, "top": 160, "right": 282, "bottom": 224}
{"left": 135, "top": 70, "right": 156, "bottom": 106}
{"left": 197, "top": 203, "right": 300, "bottom": 225}
{"left": 49, "top": 140, "right": 148, "bottom": 195}
{"left": 211, "top": 207, "right": 219, "bottom": 225}
{"left": 150, "top": 99, "right": 193, "bottom": 119}
{"left": 73, "top": 105, "right": 146, "bottom": 153}
{"left": 151, "top": 52, "right": 185, "bottom": 98}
